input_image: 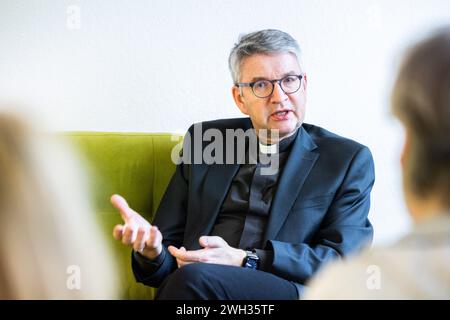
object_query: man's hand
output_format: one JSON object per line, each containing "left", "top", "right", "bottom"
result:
{"left": 111, "top": 194, "right": 163, "bottom": 260}
{"left": 168, "top": 236, "right": 246, "bottom": 268}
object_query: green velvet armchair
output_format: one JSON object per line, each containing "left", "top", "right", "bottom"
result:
{"left": 65, "top": 132, "right": 183, "bottom": 299}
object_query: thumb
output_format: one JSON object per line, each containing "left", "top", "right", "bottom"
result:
{"left": 168, "top": 245, "right": 180, "bottom": 257}
{"left": 110, "top": 194, "right": 133, "bottom": 222}
{"left": 199, "top": 236, "right": 227, "bottom": 248}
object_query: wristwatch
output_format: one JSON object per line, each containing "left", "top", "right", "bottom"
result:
{"left": 242, "top": 249, "right": 259, "bottom": 270}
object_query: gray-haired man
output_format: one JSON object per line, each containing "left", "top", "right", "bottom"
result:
{"left": 111, "top": 29, "right": 375, "bottom": 299}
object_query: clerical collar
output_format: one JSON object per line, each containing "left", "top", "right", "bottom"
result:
{"left": 258, "top": 127, "right": 300, "bottom": 154}
{"left": 259, "top": 141, "right": 277, "bottom": 154}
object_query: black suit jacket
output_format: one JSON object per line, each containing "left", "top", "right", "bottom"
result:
{"left": 133, "top": 117, "right": 375, "bottom": 290}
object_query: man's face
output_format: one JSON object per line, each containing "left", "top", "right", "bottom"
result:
{"left": 232, "top": 52, "right": 307, "bottom": 142}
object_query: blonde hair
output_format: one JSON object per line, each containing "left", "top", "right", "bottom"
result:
{"left": 0, "top": 112, "right": 118, "bottom": 299}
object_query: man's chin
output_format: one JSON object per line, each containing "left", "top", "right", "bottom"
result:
{"left": 270, "top": 122, "right": 301, "bottom": 138}
{"left": 261, "top": 129, "right": 296, "bottom": 143}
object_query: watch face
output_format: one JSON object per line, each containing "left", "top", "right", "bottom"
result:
{"left": 242, "top": 250, "right": 259, "bottom": 269}
{"left": 245, "top": 259, "right": 257, "bottom": 269}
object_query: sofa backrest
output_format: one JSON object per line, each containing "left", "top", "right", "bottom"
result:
{"left": 64, "top": 132, "right": 182, "bottom": 299}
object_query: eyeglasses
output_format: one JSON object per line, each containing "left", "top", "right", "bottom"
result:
{"left": 235, "top": 74, "right": 303, "bottom": 98}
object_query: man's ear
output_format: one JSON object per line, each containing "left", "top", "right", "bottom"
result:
{"left": 232, "top": 86, "right": 248, "bottom": 115}
{"left": 302, "top": 73, "right": 308, "bottom": 92}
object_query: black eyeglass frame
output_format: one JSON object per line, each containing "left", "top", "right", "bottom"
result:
{"left": 235, "top": 74, "right": 304, "bottom": 98}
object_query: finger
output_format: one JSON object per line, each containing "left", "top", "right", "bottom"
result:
{"left": 177, "top": 258, "right": 193, "bottom": 268}
{"left": 131, "top": 226, "right": 138, "bottom": 243}
{"left": 168, "top": 245, "right": 189, "bottom": 261}
{"left": 146, "top": 226, "right": 161, "bottom": 249}
{"left": 110, "top": 194, "right": 134, "bottom": 222}
{"left": 180, "top": 249, "right": 202, "bottom": 262}
{"left": 199, "top": 236, "right": 227, "bottom": 248}
{"left": 168, "top": 245, "right": 181, "bottom": 258}
{"left": 113, "top": 224, "right": 124, "bottom": 241}
{"left": 154, "top": 227, "right": 162, "bottom": 245}
{"left": 199, "top": 236, "right": 208, "bottom": 248}
{"left": 122, "top": 223, "right": 136, "bottom": 245}
{"left": 133, "top": 227, "right": 147, "bottom": 252}
{"left": 169, "top": 246, "right": 203, "bottom": 263}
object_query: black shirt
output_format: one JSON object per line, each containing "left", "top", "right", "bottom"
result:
{"left": 210, "top": 129, "right": 297, "bottom": 270}
{"left": 134, "top": 128, "right": 299, "bottom": 273}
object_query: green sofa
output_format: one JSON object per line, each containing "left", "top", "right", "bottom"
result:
{"left": 66, "top": 132, "right": 183, "bottom": 299}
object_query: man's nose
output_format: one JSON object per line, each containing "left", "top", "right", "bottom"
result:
{"left": 270, "top": 82, "right": 288, "bottom": 103}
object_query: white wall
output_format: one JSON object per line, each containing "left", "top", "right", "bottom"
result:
{"left": 1, "top": 0, "right": 450, "bottom": 245}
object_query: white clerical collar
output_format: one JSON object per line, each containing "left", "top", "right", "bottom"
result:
{"left": 259, "top": 141, "right": 278, "bottom": 154}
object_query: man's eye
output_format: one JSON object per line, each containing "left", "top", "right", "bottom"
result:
{"left": 254, "top": 81, "right": 268, "bottom": 89}
{"left": 283, "top": 76, "right": 297, "bottom": 83}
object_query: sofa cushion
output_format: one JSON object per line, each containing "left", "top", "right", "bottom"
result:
{"left": 64, "top": 132, "right": 182, "bottom": 299}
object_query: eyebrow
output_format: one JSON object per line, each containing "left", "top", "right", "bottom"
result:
{"left": 248, "top": 71, "right": 299, "bottom": 83}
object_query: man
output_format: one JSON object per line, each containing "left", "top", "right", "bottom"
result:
{"left": 305, "top": 27, "right": 450, "bottom": 299}
{"left": 111, "top": 29, "right": 375, "bottom": 299}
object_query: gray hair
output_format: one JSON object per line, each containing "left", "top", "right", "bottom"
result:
{"left": 228, "top": 29, "right": 302, "bottom": 84}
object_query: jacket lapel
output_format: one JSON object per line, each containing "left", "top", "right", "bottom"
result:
{"left": 263, "top": 126, "right": 319, "bottom": 243}
{"left": 185, "top": 164, "right": 242, "bottom": 249}
{"left": 197, "top": 163, "right": 241, "bottom": 237}
{"left": 186, "top": 120, "right": 252, "bottom": 248}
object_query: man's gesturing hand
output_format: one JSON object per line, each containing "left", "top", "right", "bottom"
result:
{"left": 168, "top": 236, "right": 246, "bottom": 268}
{"left": 111, "top": 194, "right": 162, "bottom": 260}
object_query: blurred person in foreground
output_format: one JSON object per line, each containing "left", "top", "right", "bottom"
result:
{"left": 305, "top": 27, "right": 450, "bottom": 299}
{"left": 0, "top": 111, "right": 118, "bottom": 299}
